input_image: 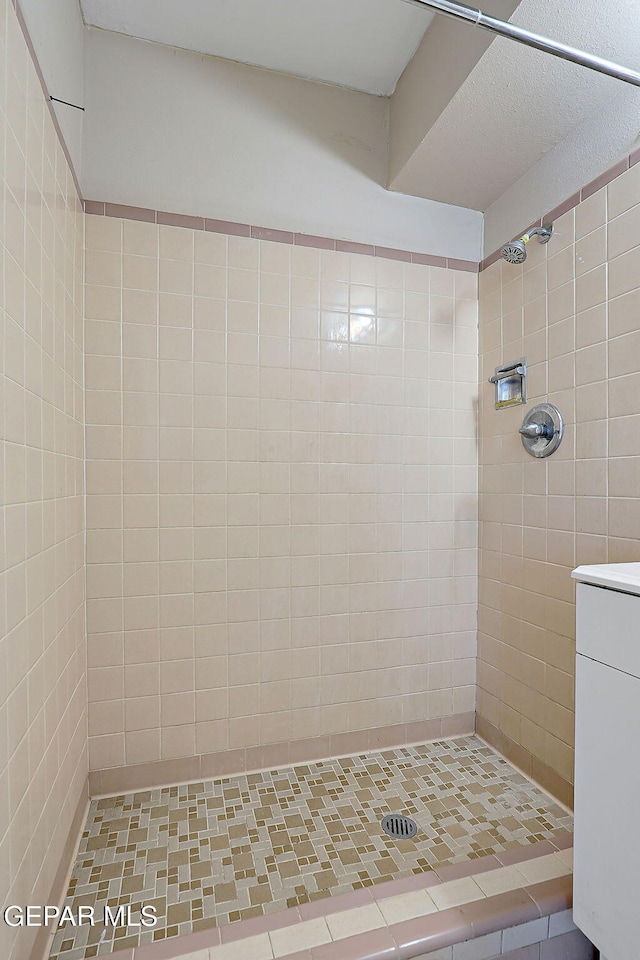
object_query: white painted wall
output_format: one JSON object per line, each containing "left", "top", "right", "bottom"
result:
{"left": 79, "top": 0, "right": 434, "bottom": 97}
{"left": 389, "top": 0, "right": 520, "bottom": 187}
{"left": 484, "top": 83, "right": 640, "bottom": 257}
{"left": 81, "top": 28, "right": 482, "bottom": 260}
{"left": 19, "top": 0, "right": 84, "bottom": 179}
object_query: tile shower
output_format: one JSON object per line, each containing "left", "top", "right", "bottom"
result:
{"left": 5, "top": 0, "right": 640, "bottom": 955}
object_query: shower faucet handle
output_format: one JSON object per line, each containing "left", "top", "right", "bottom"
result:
{"left": 519, "top": 422, "right": 552, "bottom": 440}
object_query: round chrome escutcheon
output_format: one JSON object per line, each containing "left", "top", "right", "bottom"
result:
{"left": 519, "top": 403, "right": 564, "bottom": 458}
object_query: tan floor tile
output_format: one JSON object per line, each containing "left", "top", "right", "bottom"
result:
{"left": 472, "top": 865, "right": 524, "bottom": 897}
{"left": 515, "top": 853, "right": 570, "bottom": 885}
{"left": 325, "top": 903, "right": 386, "bottom": 939}
{"left": 209, "top": 933, "right": 273, "bottom": 960}
{"left": 270, "top": 917, "right": 331, "bottom": 955}
{"left": 377, "top": 889, "right": 438, "bottom": 924}
{"left": 429, "top": 876, "right": 486, "bottom": 910}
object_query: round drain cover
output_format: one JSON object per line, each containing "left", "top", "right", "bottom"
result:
{"left": 381, "top": 814, "right": 418, "bottom": 840}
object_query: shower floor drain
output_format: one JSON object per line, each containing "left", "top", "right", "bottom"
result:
{"left": 381, "top": 814, "right": 418, "bottom": 840}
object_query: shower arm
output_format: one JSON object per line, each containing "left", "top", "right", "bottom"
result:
{"left": 525, "top": 226, "right": 550, "bottom": 240}
{"left": 401, "top": 0, "right": 640, "bottom": 88}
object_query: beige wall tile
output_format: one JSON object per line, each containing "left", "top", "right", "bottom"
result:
{"left": 575, "top": 226, "right": 606, "bottom": 276}
{"left": 609, "top": 246, "right": 640, "bottom": 300}
{"left": 0, "top": 7, "right": 86, "bottom": 960}
{"left": 608, "top": 203, "right": 640, "bottom": 260}
{"left": 575, "top": 187, "right": 606, "bottom": 239}
{"left": 86, "top": 221, "right": 478, "bottom": 767}
{"left": 609, "top": 288, "right": 640, "bottom": 339}
{"left": 479, "top": 167, "right": 640, "bottom": 792}
{"left": 608, "top": 161, "right": 640, "bottom": 219}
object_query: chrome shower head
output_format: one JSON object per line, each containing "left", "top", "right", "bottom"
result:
{"left": 501, "top": 224, "right": 553, "bottom": 264}
{"left": 501, "top": 239, "right": 527, "bottom": 264}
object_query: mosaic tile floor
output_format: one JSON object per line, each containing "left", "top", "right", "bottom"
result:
{"left": 49, "top": 736, "right": 573, "bottom": 958}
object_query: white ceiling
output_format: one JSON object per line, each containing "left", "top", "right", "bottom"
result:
{"left": 79, "top": 0, "right": 435, "bottom": 96}
{"left": 390, "top": 0, "right": 640, "bottom": 211}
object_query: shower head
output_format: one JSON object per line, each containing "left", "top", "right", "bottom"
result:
{"left": 501, "top": 239, "right": 527, "bottom": 264}
{"left": 501, "top": 224, "right": 553, "bottom": 264}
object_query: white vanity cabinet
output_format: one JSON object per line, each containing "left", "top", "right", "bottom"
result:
{"left": 572, "top": 563, "right": 640, "bottom": 960}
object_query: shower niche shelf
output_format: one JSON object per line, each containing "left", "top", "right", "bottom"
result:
{"left": 488, "top": 358, "right": 527, "bottom": 409}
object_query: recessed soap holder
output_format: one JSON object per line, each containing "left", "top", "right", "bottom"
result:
{"left": 488, "top": 358, "right": 527, "bottom": 409}
{"left": 519, "top": 403, "right": 564, "bottom": 458}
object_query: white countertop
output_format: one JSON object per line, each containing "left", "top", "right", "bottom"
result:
{"left": 572, "top": 562, "right": 640, "bottom": 595}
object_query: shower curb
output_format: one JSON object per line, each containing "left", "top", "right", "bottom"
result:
{"left": 98, "top": 835, "right": 575, "bottom": 960}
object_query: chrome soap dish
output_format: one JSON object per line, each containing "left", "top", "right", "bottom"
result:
{"left": 488, "top": 358, "right": 527, "bottom": 409}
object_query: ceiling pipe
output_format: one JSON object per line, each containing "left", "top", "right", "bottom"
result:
{"left": 401, "top": 0, "right": 640, "bottom": 88}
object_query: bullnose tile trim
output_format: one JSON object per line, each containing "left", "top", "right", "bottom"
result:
{"left": 82, "top": 200, "right": 480, "bottom": 273}
{"left": 88, "top": 713, "right": 476, "bottom": 797}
